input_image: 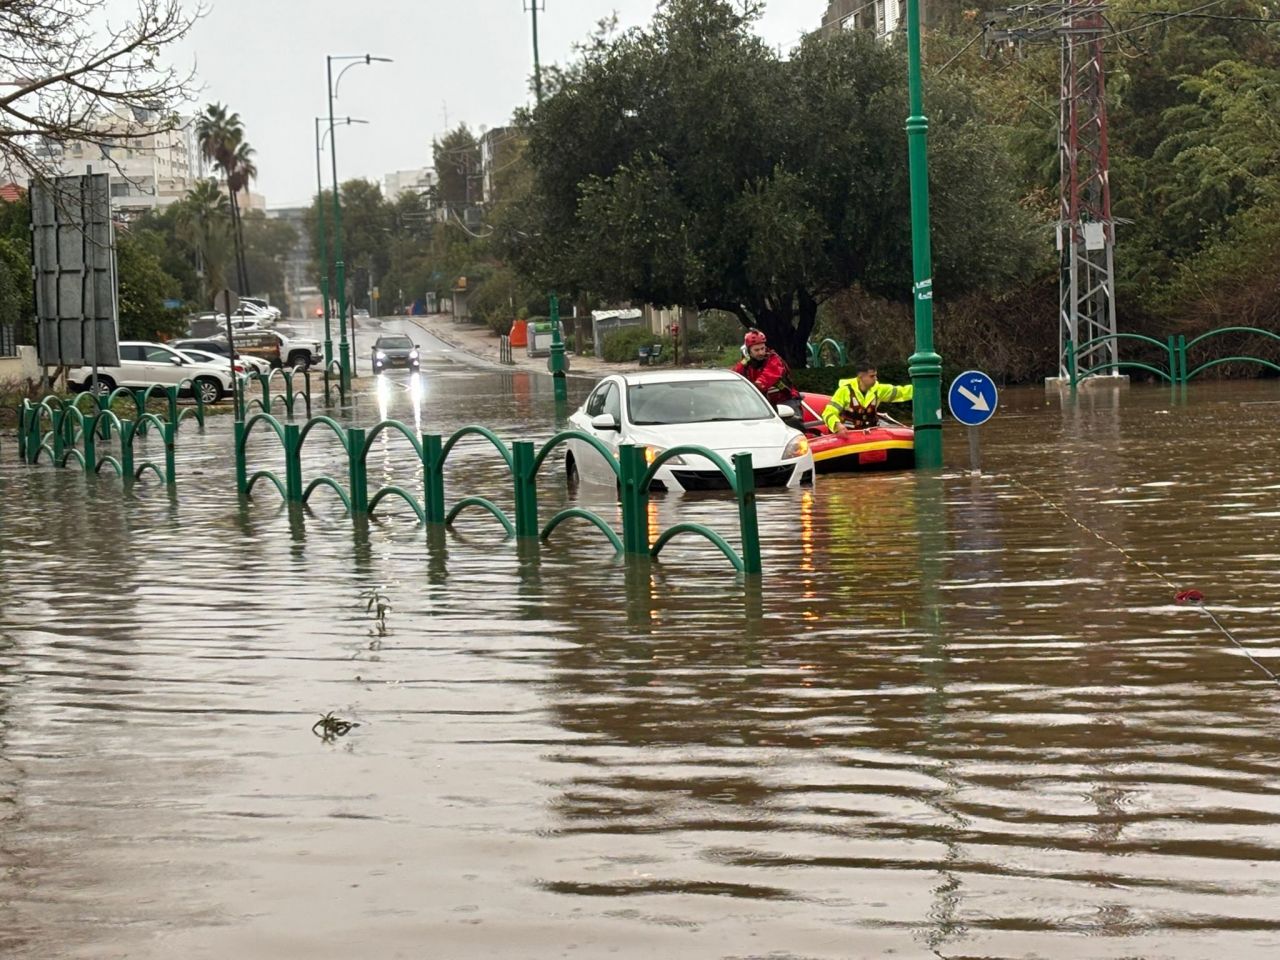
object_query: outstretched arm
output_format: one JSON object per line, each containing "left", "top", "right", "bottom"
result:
{"left": 876, "top": 383, "right": 914, "bottom": 404}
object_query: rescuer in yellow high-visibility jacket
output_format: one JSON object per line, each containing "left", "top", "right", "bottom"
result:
{"left": 821, "top": 361, "right": 913, "bottom": 433}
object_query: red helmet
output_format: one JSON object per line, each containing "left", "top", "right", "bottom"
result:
{"left": 743, "top": 329, "right": 767, "bottom": 348}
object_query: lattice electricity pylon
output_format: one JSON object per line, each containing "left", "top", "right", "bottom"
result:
{"left": 983, "top": 3, "right": 1119, "bottom": 380}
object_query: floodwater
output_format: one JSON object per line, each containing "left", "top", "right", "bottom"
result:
{"left": 2, "top": 331, "right": 1278, "bottom": 959}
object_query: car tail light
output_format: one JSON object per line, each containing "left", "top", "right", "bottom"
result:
{"left": 233, "top": 364, "right": 245, "bottom": 372}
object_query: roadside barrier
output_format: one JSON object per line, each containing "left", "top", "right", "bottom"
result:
{"left": 1064, "top": 327, "right": 1280, "bottom": 386}
{"left": 236, "top": 413, "right": 763, "bottom": 574}
{"left": 322, "top": 360, "right": 347, "bottom": 406}
{"left": 237, "top": 366, "right": 313, "bottom": 420}
{"left": 807, "top": 338, "right": 847, "bottom": 368}
{"left": 499, "top": 334, "right": 515, "bottom": 365}
{"left": 17, "top": 392, "right": 176, "bottom": 484}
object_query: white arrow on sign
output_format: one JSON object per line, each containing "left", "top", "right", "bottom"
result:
{"left": 957, "top": 384, "right": 990, "bottom": 412}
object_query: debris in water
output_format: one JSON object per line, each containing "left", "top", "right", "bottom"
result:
{"left": 312, "top": 711, "right": 359, "bottom": 741}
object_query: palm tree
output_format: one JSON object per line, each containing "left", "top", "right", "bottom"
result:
{"left": 225, "top": 138, "right": 257, "bottom": 292}
{"left": 175, "top": 178, "right": 233, "bottom": 301}
{"left": 195, "top": 102, "right": 257, "bottom": 297}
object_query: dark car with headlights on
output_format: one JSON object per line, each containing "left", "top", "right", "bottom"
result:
{"left": 372, "top": 334, "right": 420, "bottom": 373}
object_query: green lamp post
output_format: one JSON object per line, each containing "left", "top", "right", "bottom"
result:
{"left": 314, "top": 116, "right": 367, "bottom": 370}
{"left": 904, "top": 0, "right": 944, "bottom": 469}
{"left": 326, "top": 53, "right": 392, "bottom": 392}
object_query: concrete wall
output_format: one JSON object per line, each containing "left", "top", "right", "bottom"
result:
{"left": 0, "top": 345, "right": 40, "bottom": 386}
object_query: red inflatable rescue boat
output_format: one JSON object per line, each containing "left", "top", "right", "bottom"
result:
{"left": 796, "top": 393, "right": 915, "bottom": 473}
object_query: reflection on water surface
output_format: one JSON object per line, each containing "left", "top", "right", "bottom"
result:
{"left": 1, "top": 372, "right": 1278, "bottom": 959}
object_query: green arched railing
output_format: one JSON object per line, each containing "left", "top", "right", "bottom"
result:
{"left": 1063, "top": 333, "right": 1178, "bottom": 386}
{"left": 1181, "top": 327, "right": 1280, "bottom": 382}
{"left": 18, "top": 394, "right": 175, "bottom": 486}
{"left": 640, "top": 445, "right": 760, "bottom": 574}
{"left": 1064, "top": 327, "right": 1280, "bottom": 385}
{"left": 240, "top": 367, "right": 313, "bottom": 419}
{"left": 233, "top": 413, "right": 762, "bottom": 574}
{"left": 807, "top": 338, "right": 848, "bottom": 368}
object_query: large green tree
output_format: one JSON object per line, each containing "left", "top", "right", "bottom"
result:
{"left": 306, "top": 179, "right": 395, "bottom": 311}
{"left": 115, "top": 228, "right": 182, "bottom": 341}
{"left": 502, "top": 0, "right": 1038, "bottom": 365}
{"left": 433, "top": 125, "right": 481, "bottom": 210}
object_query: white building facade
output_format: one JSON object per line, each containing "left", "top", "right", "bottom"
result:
{"left": 28, "top": 108, "right": 200, "bottom": 218}
{"left": 383, "top": 167, "right": 435, "bottom": 203}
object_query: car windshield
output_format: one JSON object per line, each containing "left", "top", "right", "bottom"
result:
{"left": 627, "top": 379, "right": 775, "bottom": 425}
{"left": 378, "top": 336, "right": 413, "bottom": 350}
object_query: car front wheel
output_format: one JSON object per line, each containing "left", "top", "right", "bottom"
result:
{"left": 194, "top": 376, "right": 222, "bottom": 405}
{"left": 87, "top": 375, "right": 116, "bottom": 397}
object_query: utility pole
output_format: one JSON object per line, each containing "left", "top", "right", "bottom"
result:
{"left": 983, "top": 2, "right": 1119, "bottom": 382}
{"left": 525, "top": 1, "right": 545, "bottom": 105}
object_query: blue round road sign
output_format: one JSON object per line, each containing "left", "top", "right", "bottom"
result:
{"left": 948, "top": 370, "right": 999, "bottom": 427}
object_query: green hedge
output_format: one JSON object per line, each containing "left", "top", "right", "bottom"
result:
{"left": 602, "top": 326, "right": 672, "bottom": 363}
{"left": 792, "top": 361, "right": 910, "bottom": 395}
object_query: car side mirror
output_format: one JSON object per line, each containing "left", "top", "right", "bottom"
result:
{"left": 590, "top": 413, "right": 619, "bottom": 431}
{"left": 776, "top": 404, "right": 795, "bottom": 418}
{"left": 170, "top": 357, "right": 184, "bottom": 365}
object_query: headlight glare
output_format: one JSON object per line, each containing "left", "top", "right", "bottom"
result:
{"left": 645, "top": 446, "right": 685, "bottom": 466}
{"left": 783, "top": 435, "right": 810, "bottom": 459}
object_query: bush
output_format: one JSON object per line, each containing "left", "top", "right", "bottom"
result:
{"left": 684, "top": 310, "right": 742, "bottom": 351}
{"left": 602, "top": 325, "right": 672, "bottom": 363}
{"left": 466, "top": 266, "right": 538, "bottom": 336}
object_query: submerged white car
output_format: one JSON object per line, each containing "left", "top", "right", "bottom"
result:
{"left": 565, "top": 370, "right": 815, "bottom": 492}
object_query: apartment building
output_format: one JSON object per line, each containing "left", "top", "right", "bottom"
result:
{"left": 384, "top": 167, "right": 436, "bottom": 204}
{"left": 28, "top": 107, "right": 199, "bottom": 218}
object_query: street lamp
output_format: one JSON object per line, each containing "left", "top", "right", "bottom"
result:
{"left": 904, "top": 0, "right": 943, "bottom": 469}
{"left": 327, "top": 52, "right": 392, "bottom": 391}
{"left": 314, "top": 116, "right": 367, "bottom": 369}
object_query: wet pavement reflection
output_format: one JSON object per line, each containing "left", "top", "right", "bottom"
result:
{"left": 1, "top": 352, "right": 1278, "bottom": 958}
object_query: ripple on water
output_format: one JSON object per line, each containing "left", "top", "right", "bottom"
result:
{"left": 1, "top": 379, "right": 1279, "bottom": 958}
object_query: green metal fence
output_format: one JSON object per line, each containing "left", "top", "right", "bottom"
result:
{"left": 322, "top": 360, "right": 348, "bottom": 407}
{"left": 1179, "top": 327, "right": 1280, "bottom": 383}
{"left": 806, "top": 338, "right": 848, "bottom": 368}
{"left": 17, "top": 392, "right": 177, "bottom": 484}
{"left": 236, "top": 412, "right": 764, "bottom": 574}
{"left": 1064, "top": 327, "right": 1280, "bottom": 386}
{"left": 11, "top": 377, "right": 764, "bottom": 574}
{"left": 237, "top": 366, "right": 314, "bottom": 420}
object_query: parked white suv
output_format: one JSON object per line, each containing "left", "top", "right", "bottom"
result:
{"left": 240, "top": 296, "right": 283, "bottom": 320}
{"left": 68, "top": 341, "right": 236, "bottom": 404}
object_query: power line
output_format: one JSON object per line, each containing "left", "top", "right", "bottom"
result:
{"left": 937, "top": 31, "right": 984, "bottom": 73}
{"left": 1104, "top": 0, "right": 1233, "bottom": 41}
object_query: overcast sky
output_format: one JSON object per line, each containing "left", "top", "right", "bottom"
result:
{"left": 171, "top": 1, "right": 828, "bottom": 208}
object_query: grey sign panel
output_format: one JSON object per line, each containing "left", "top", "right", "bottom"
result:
{"left": 30, "top": 173, "right": 120, "bottom": 368}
